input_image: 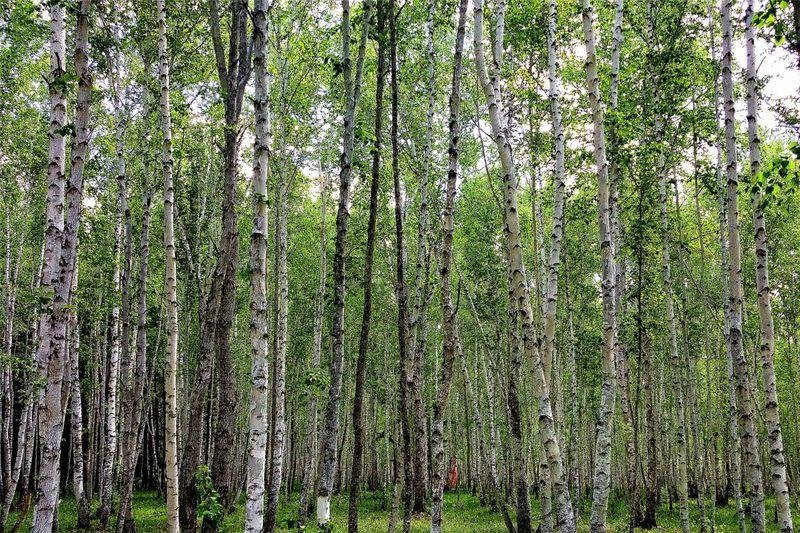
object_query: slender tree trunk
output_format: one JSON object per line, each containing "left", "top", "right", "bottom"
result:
{"left": 710, "top": 8, "right": 745, "bottom": 529}
{"left": 472, "top": 0, "right": 575, "bottom": 529}
{"left": 100, "top": 104, "right": 128, "bottom": 527}
{"left": 348, "top": 4, "right": 385, "bottom": 529}
{"left": 722, "top": 2, "right": 766, "bottom": 531}
{"left": 745, "top": 2, "right": 792, "bottom": 529}
{"left": 297, "top": 166, "right": 328, "bottom": 528}
{"left": 658, "top": 156, "right": 690, "bottom": 533}
{"left": 33, "top": 2, "right": 92, "bottom": 530}
{"left": 389, "top": 5, "right": 414, "bottom": 530}
{"left": 408, "top": 0, "right": 436, "bottom": 512}
{"left": 581, "top": 1, "right": 618, "bottom": 530}
{"left": 539, "top": 2, "right": 568, "bottom": 529}
{"left": 430, "top": 0, "right": 467, "bottom": 529}
{"left": 244, "top": 1, "right": 270, "bottom": 530}
{"left": 117, "top": 190, "right": 152, "bottom": 533}
{"left": 157, "top": 0, "right": 180, "bottom": 527}
{"left": 68, "top": 265, "right": 90, "bottom": 529}
{"left": 316, "top": 0, "right": 373, "bottom": 527}
{"left": 265, "top": 132, "right": 288, "bottom": 533}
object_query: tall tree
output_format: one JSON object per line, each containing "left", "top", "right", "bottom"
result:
{"left": 348, "top": 1, "right": 386, "bottom": 528}
{"left": 316, "top": 0, "right": 373, "bottom": 527}
{"left": 33, "top": 1, "right": 92, "bottom": 529}
{"left": 473, "top": 0, "right": 575, "bottom": 529}
{"left": 721, "top": 0, "right": 766, "bottom": 530}
{"left": 745, "top": 1, "right": 793, "bottom": 530}
{"left": 581, "top": 0, "right": 618, "bottom": 529}
{"left": 244, "top": 0, "right": 270, "bottom": 529}
{"left": 157, "top": 0, "right": 181, "bottom": 528}
{"left": 430, "top": 0, "right": 467, "bottom": 529}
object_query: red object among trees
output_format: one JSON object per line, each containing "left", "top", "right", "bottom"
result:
{"left": 446, "top": 457, "right": 459, "bottom": 491}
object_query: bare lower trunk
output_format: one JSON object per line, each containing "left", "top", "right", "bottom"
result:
{"left": 33, "top": 3, "right": 92, "bottom": 530}
{"left": 430, "top": 1, "right": 467, "bottom": 530}
{"left": 744, "top": 2, "right": 792, "bottom": 529}
{"left": 316, "top": 1, "right": 373, "bottom": 527}
{"left": 68, "top": 269, "right": 90, "bottom": 529}
{"left": 581, "top": 2, "right": 618, "bottom": 530}
{"left": 348, "top": 6, "right": 385, "bottom": 529}
{"left": 721, "top": 1, "right": 765, "bottom": 530}
{"left": 157, "top": 0, "right": 180, "bottom": 527}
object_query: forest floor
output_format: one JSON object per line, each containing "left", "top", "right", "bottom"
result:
{"left": 6, "top": 489, "right": 799, "bottom": 531}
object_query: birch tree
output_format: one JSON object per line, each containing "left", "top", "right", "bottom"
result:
{"left": 430, "top": 0, "right": 467, "bottom": 529}
{"left": 581, "top": 0, "right": 618, "bottom": 529}
{"left": 721, "top": 0, "right": 765, "bottom": 530}
{"left": 473, "top": 0, "right": 575, "bottom": 529}
{"left": 157, "top": 0, "right": 181, "bottom": 527}
{"left": 745, "top": 1, "right": 792, "bottom": 529}
{"left": 316, "top": 0, "right": 373, "bottom": 527}
{"left": 33, "top": 1, "right": 92, "bottom": 529}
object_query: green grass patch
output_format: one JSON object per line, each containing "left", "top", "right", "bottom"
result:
{"left": 8, "top": 489, "right": 800, "bottom": 531}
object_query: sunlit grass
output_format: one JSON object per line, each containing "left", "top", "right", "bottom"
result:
{"left": 7, "top": 488, "right": 800, "bottom": 531}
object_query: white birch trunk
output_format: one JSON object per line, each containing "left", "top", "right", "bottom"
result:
{"left": 157, "top": 0, "right": 180, "bottom": 527}
{"left": 472, "top": 0, "right": 575, "bottom": 529}
{"left": 745, "top": 1, "right": 792, "bottom": 529}
{"left": 430, "top": 0, "right": 467, "bottom": 529}
{"left": 581, "top": 1, "right": 617, "bottom": 529}
{"left": 721, "top": 1, "right": 765, "bottom": 530}
{"left": 244, "top": 0, "right": 270, "bottom": 529}
{"left": 33, "top": 2, "right": 92, "bottom": 530}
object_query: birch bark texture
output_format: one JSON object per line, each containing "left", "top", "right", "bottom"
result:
{"left": 430, "top": 0, "right": 467, "bottom": 530}
{"left": 472, "top": 0, "right": 575, "bottom": 529}
{"left": 581, "top": 0, "right": 618, "bottom": 529}
{"left": 317, "top": 0, "right": 373, "bottom": 527}
{"left": 34, "top": 2, "right": 92, "bottom": 530}
{"left": 245, "top": 0, "right": 270, "bottom": 529}
{"left": 721, "top": 0, "right": 766, "bottom": 530}
{"left": 157, "top": 0, "right": 181, "bottom": 527}
{"left": 745, "top": 1, "right": 792, "bottom": 529}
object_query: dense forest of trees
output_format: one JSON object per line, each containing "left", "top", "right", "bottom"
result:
{"left": 1, "top": 0, "right": 799, "bottom": 531}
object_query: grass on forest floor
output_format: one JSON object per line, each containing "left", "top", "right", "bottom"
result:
{"left": 7, "top": 489, "right": 800, "bottom": 531}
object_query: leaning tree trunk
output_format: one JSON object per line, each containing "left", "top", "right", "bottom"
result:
{"left": 721, "top": 1, "right": 766, "bottom": 530}
{"left": 244, "top": 0, "right": 270, "bottom": 530}
{"left": 316, "top": 0, "right": 373, "bottom": 528}
{"left": 745, "top": 1, "right": 793, "bottom": 529}
{"left": 430, "top": 0, "right": 467, "bottom": 530}
{"left": 157, "top": 0, "right": 180, "bottom": 528}
{"left": 33, "top": 2, "right": 92, "bottom": 530}
{"left": 473, "top": 0, "right": 575, "bottom": 529}
{"left": 581, "top": 1, "right": 618, "bottom": 530}
{"left": 348, "top": 3, "right": 385, "bottom": 529}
